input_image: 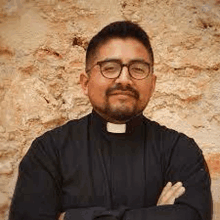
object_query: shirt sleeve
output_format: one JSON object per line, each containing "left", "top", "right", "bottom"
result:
{"left": 8, "top": 136, "right": 63, "bottom": 220}
{"left": 63, "top": 206, "right": 128, "bottom": 220}
{"left": 123, "top": 134, "right": 213, "bottom": 220}
{"left": 123, "top": 204, "right": 201, "bottom": 220}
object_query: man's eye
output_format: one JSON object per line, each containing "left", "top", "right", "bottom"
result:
{"left": 131, "top": 63, "right": 148, "bottom": 73}
{"left": 104, "top": 66, "right": 115, "bottom": 71}
{"left": 131, "top": 66, "right": 145, "bottom": 73}
{"left": 103, "top": 64, "right": 118, "bottom": 72}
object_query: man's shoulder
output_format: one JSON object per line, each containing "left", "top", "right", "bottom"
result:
{"left": 36, "top": 113, "right": 91, "bottom": 146}
{"left": 142, "top": 115, "right": 179, "bottom": 137}
{"left": 21, "top": 114, "right": 91, "bottom": 167}
{"left": 142, "top": 115, "right": 201, "bottom": 152}
{"left": 50, "top": 113, "right": 91, "bottom": 134}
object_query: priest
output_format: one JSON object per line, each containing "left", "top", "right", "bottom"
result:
{"left": 9, "top": 21, "right": 212, "bottom": 220}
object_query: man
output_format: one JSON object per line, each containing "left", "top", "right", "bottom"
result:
{"left": 9, "top": 21, "right": 212, "bottom": 220}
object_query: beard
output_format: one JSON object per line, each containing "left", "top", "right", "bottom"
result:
{"left": 104, "top": 99, "right": 138, "bottom": 121}
{"left": 94, "top": 83, "right": 141, "bottom": 122}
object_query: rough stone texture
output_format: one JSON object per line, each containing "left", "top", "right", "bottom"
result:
{"left": 0, "top": 0, "right": 219, "bottom": 219}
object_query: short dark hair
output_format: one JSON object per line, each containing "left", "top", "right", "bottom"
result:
{"left": 86, "top": 21, "right": 154, "bottom": 71}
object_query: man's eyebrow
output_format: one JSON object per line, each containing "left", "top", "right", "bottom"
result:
{"left": 100, "top": 58, "right": 121, "bottom": 62}
{"left": 129, "top": 58, "right": 150, "bottom": 63}
{"left": 99, "top": 58, "right": 149, "bottom": 63}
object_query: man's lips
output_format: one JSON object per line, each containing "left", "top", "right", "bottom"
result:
{"left": 108, "top": 90, "right": 137, "bottom": 98}
{"left": 106, "top": 85, "right": 140, "bottom": 99}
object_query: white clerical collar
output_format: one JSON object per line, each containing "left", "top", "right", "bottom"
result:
{"left": 106, "top": 122, "right": 126, "bottom": 133}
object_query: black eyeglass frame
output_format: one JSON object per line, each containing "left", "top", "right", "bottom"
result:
{"left": 86, "top": 59, "right": 152, "bottom": 80}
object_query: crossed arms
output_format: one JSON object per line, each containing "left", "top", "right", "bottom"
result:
{"left": 59, "top": 181, "right": 186, "bottom": 219}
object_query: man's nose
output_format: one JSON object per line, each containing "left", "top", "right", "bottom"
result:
{"left": 115, "top": 66, "right": 133, "bottom": 85}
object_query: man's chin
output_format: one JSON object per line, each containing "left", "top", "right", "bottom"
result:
{"left": 107, "top": 112, "right": 135, "bottom": 122}
{"left": 93, "top": 99, "right": 139, "bottom": 123}
{"left": 105, "top": 105, "right": 138, "bottom": 122}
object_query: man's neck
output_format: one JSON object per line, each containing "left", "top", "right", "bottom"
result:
{"left": 92, "top": 109, "right": 133, "bottom": 124}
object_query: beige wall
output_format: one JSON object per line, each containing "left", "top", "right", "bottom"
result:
{"left": 0, "top": 0, "right": 220, "bottom": 219}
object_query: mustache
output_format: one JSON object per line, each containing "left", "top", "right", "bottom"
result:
{"left": 106, "top": 84, "right": 139, "bottom": 99}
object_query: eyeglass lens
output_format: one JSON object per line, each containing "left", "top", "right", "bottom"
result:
{"left": 100, "top": 61, "right": 150, "bottom": 79}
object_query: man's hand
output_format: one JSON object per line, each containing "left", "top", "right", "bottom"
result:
{"left": 157, "top": 182, "right": 185, "bottom": 206}
{"left": 59, "top": 212, "right": 66, "bottom": 220}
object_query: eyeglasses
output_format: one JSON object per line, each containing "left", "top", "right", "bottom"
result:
{"left": 86, "top": 59, "right": 152, "bottom": 80}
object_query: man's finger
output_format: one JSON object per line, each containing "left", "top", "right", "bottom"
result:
{"left": 165, "top": 185, "right": 185, "bottom": 203}
{"left": 159, "top": 182, "right": 182, "bottom": 202}
{"left": 157, "top": 182, "right": 175, "bottom": 205}
{"left": 173, "top": 186, "right": 185, "bottom": 198}
{"left": 157, "top": 182, "right": 185, "bottom": 206}
{"left": 59, "top": 212, "right": 66, "bottom": 220}
{"left": 159, "top": 182, "right": 172, "bottom": 197}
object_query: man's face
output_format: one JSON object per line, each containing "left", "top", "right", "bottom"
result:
{"left": 80, "top": 38, "right": 156, "bottom": 123}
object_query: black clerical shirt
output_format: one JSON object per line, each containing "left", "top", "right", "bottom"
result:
{"left": 9, "top": 111, "right": 212, "bottom": 220}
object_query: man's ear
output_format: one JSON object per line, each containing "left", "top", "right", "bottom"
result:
{"left": 80, "top": 72, "right": 89, "bottom": 96}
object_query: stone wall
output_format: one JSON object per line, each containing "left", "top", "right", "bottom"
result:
{"left": 0, "top": 0, "right": 219, "bottom": 219}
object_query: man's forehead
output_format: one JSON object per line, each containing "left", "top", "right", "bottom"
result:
{"left": 95, "top": 37, "right": 151, "bottom": 62}
{"left": 98, "top": 37, "right": 146, "bottom": 50}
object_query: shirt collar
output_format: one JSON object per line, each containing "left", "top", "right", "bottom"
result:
{"left": 91, "top": 109, "right": 144, "bottom": 134}
{"left": 106, "top": 122, "right": 126, "bottom": 133}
